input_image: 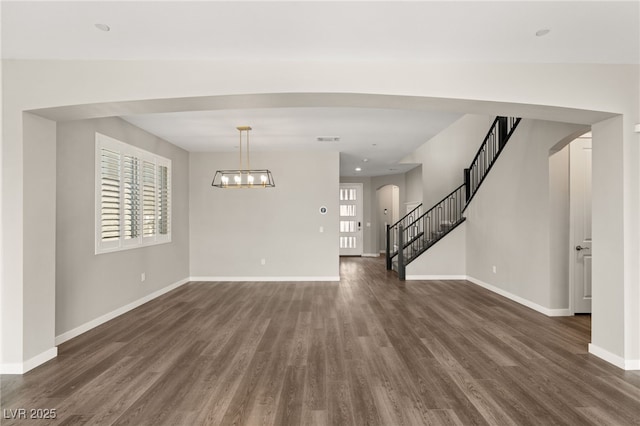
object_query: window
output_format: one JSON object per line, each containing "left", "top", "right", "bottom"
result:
{"left": 95, "top": 133, "right": 171, "bottom": 254}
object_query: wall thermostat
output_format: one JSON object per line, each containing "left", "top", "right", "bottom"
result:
{"left": 319, "top": 206, "right": 327, "bottom": 215}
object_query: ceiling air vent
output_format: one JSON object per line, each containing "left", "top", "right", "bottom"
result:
{"left": 316, "top": 136, "right": 340, "bottom": 142}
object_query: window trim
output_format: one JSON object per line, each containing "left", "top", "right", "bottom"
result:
{"left": 95, "top": 133, "right": 172, "bottom": 255}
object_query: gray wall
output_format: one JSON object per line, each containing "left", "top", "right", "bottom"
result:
{"left": 465, "top": 119, "right": 587, "bottom": 310}
{"left": 56, "top": 117, "right": 190, "bottom": 336}
{"left": 405, "top": 165, "right": 423, "bottom": 205}
{"left": 549, "top": 143, "right": 571, "bottom": 310}
{"left": 190, "top": 151, "right": 339, "bottom": 278}
{"left": 591, "top": 116, "right": 626, "bottom": 360}
{"left": 406, "top": 223, "right": 466, "bottom": 278}
{"left": 403, "top": 114, "right": 494, "bottom": 208}
{"left": 24, "top": 113, "right": 57, "bottom": 360}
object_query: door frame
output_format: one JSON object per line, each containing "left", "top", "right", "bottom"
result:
{"left": 376, "top": 184, "right": 400, "bottom": 255}
{"left": 339, "top": 183, "right": 364, "bottom": 256}
{"left": 568, "top": 135, "right": 593, "bottom": 315}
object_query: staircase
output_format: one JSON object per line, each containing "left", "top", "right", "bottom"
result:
{"left": 386, "top": 116, "right": 521, "bottom": 280}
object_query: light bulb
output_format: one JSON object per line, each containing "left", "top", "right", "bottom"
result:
{"left": 260, "top": 175, "right": 267, "bottom": 183}
{"left": 234, "top": 175, "right": 241, "bottom": 184}
{"left": 247, "top": 175, "right": 254, "bottom": 184}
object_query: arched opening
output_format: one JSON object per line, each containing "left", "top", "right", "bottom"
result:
{"left": 376, "top": 184, "right": 400, "bottom": 254}
{"left": 4, "top": 87, "right": 633, "bottom": 372}
{"left": 549, "top": 130, "right": 593, "bottom": 315}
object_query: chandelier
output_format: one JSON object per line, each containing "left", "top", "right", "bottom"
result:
{"left": 211, "top": 126, "right": 275, "bottom": 189}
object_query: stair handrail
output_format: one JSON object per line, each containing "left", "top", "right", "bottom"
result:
{"left": 396, "top": 184, "right": 466, "bottom": 278}
{"left": 386, "top": 202, "right": 423, "bottom": 269}
{"left": 393, "top": 202, "right": 423, "bottom": 228}
{"left": 467, "top": 116, "right": 500, "bottom": 172}
{"left": 409, "top": 184, "right": 466, "bottom": 227}
{"left": 387, "top": 115, "right": 522, "bottom": 278}
{"left": 464, "top": 116, "right": 521, "bottom": 206}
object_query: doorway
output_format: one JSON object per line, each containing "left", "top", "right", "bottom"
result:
{"left": 549, "top": 131, "right": 592, "bottom": 315}
{"left": 377, "top": 184, "right": 400, "bottom": 254}
{"left": 339, "top": 183, "right": 364, "bottom": 256}
{"left": 569, "top": 133, "right": 592, "bottom": 313}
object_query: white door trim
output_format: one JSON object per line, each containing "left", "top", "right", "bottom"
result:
{"left": 339, "top": 183, "right": 364, "bottom": 256}
{"left": 569, "top": 136, "right": 592, "bottom": 314}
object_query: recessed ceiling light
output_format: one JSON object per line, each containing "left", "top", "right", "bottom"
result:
{"left": 355, "top": 167, "right": 362, "bottom": 172}
{"left": 535, "top": 29, "right": 550, "bottom": 37}
{"left": 363, "top": 158, "right": 369, "bottom": 162}
{"left": 95, "top": 23, "right": 111, "bottom": 32}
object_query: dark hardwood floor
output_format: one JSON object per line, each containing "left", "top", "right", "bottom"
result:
{"left": 2, "top": 257, "right": 639, "bottom": 425}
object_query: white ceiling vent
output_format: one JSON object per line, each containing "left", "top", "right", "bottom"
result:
{"left": 317, "top": 136, "right": 340, "bottom": 142}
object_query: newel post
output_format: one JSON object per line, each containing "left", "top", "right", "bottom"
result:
{"left": 398, "top": 225, "right": 405, "bottom": 281}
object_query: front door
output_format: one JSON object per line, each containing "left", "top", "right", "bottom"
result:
{"left": 570, "top": 136, "right": 592, "bottom": 313}
{"left": 339, "top": 183, "right": 363, "bottom": 256}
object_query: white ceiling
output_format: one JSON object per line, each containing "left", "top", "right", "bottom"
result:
{"left": 3, "top": 1, "right": 638, "bottom": 63}
{"left": 122, "top": 107, "right": 462, "bottom": 176}
{"left": 3, "top": 1, "right": 638, "bottom": 177}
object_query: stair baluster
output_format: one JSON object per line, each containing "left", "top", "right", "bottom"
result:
{"left": 385, "top": 116, "right": 521, "bottom": 280}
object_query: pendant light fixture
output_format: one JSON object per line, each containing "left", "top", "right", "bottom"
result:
{"left": 211, "top": 126, "right": 275, "bottom": 188}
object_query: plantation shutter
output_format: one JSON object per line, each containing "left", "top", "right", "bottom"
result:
{"left": 123, "top": 155, "right": 140, "bottom": 241}
{"left": 96, "top": 133, "right": 171, "bottom": 254}
{"left": 142, "top": 160, "right": 157, "bottom": 237}
{"left": 157, "top": 164, "right": 170, "bottom": 236}
{"left": 100, "top": 148, "right": 121, "bottom": 241}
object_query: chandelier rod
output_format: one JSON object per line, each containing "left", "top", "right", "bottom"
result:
{"left": 239, "top": 126, "right": 243, "bottom": 171}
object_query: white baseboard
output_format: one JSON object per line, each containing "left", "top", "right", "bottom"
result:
{"left": 23, "top": 347, "right": 58, "bottom": 373}
{"left": 625, "top": 359, "right": 640, "bottom": 370}
{"left": 55, "top": 277, "right": 190, "bottom": 346}
{"left": 362, "top": 253, "right": 380, "bottom": 258}
{"left": 190, "top": 276, "right": 340, "bottom": 282}
{"left": 0, "top": 362, "right": 23, "bottom": 375}
{"left": 588, "top": 343, "right": 640, "bottom": 370}
{"left": 547, "top": 308, "right": 572, "bottom": 316}
{"left": 0, "top": 347, "right": 58, "bottom": 375}
{"left": 406, "top": 275, "right": 467, "bottom": 280}
{"left": 466, "top": 276, "right": 571, "bottom": 317}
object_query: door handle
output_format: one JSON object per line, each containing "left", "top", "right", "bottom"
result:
{"left": 575, "top": 245, "right": 590, "bottom": 251}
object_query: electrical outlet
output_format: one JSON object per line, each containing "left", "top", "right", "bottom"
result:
{"left": 319, "top": 226, "right": 324, "bottom": 233}
{"left": 261, "top": 258, "right": 266, "bottom": 266}
{"left": 141, "top": 272, "right": 146, "bottom": 282}
{"left": 492, "top": 266, "right": 497, "bottom": 274}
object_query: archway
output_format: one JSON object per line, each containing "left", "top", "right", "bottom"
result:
{"left": 376, "top": 184, "right": 400, "bottom": 254}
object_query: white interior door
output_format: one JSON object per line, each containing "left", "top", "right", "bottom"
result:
{"left": 339, "top": 183, "right": 363, "bottom": 256}
{"left": 570, "top": 137, "right": 592, "bottom": 314}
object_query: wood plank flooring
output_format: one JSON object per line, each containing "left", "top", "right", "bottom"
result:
{"left": 2, "top": 257, "right": 639, "bottom": 425}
